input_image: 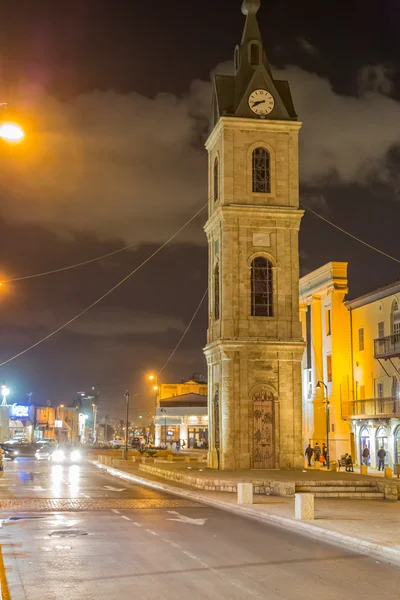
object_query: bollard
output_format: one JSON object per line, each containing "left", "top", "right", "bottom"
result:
{"left": 360, "top": 465, "right": 368, "bottom": 475}
{"left": 314, "top": 461, "right": 321, "bottom": 470}
{"left": 384, "top": 467, "right": 393, "bottom": 478}
{"left": 295, "top": 493, "right": 314, "bottom": 520}
{"left": 167, "top": 455, "right": 173, "bottom": 462}
{"left": 237, "top": 482, "right": 253, "bottom": 505}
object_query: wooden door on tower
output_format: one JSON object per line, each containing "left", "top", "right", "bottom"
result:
{"left": 252, "top": 389, "right": 275, "bottom": 469}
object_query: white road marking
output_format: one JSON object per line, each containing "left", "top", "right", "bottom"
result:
{"left": 132, "top": 522, "right": 142, "bottom": 528}
{"left": 103, "top": 486, "right": 126, "bottom": 492}
{"left": 121, "top": 515, "right": 131, "bottom": 521}
{"left": 166, "top": 511, "right": 207, "bottom": 526}
{"left": 80, "top": 493, "right": 91, "bottom": 499}
{"left": 33, "top": 486, "right": 46, "bottom": 492}
{"left": 111, "top": 509, "right": 121, "bottom": 514}
{"left": 146, "top": 529, "right": 159, "bottom": 537}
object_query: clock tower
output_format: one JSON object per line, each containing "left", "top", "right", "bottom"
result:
{"left": 204, "top": 0, "right": 305, "bottom": 470}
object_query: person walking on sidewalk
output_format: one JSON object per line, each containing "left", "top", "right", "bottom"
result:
{"left": 362, "top": 445, "right": 370, "bottom": 466}
{"left": 377, "top": 447, "right": 386, "bottom": 471}
{"left": 322, "top": 443, "right": 327, "bottom": 467}
{"left": 314, "top": 443, "right": 321, "bottom": 465}
{"left": 305, "top": 444, "right": 314, "bottom": 467}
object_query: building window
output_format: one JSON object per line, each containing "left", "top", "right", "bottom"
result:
{"left": 251, "top": 257, "right": 273, "bottom": 317}
{"left": 378, "top": 321, "right": 385, "bottom": 339}
{"left": 252, "top": 148, "right": 271, "bottom": 193}
{"left": 360, "top": 385, "right": 365, "bottom": 400}
{"left": 234, "top": 46, "right": 240, "bottom": 72}
{"left": 214, "top": 263, "right": 220, "bottom": 321}
{"left": 213, "top": 158, "right": 219, "bottom": 202}
{"left": 358, "top": 328, "right": 364, "bottom": 351}
{"left": 326, "top": 355, "right": 332, "bottom": 383}
{"left": 250, "top": 42, "right": 260, "bottom": 66}
{"left": 392, "top": 376, "right": 399, "bottom": 399}
{"left": 325, "top": 309, "right": 331, "bottom": 336}
{"left": 377, "top": 382, "right": 384, "bottom": 398}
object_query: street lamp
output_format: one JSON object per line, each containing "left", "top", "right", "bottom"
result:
{"left": 0, "top": 122, "right": 24, "bottom": 143}
{"left": 124, "top": 390, "right": 130, "bottom": 458}
{"left": 316, "top": 381, "right": 330, "bottom": 469}
{"left": 92, "top": 403, "right": 98, "bottom": 444}
{"left": 1, "top": 385, "right": 10, "bottom": 406}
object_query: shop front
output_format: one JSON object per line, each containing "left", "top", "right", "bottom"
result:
{"left": 353, "top": 420, "right": 400, "bottom": 468}
{"left": 155, "top": 406, "right": 208, "bottom": 449}
{"left": 8, "top": 404, "right": 34, "bottom": 442}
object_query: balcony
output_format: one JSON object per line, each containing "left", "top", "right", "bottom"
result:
{"left": 374, "top": 334, "right": 400, "bottom": 359}
{"left": 342, "top": 397, "right": 400, "bottom": 419}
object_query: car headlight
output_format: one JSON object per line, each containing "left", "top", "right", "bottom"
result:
{"left": 14, "top": 451, "right": 18, "bottom": 455}
{"left": 53, "top": 450, "right": 65, "bottom": 461}
{"left": 70, "top": 450, "right": 80, "bottom": 461}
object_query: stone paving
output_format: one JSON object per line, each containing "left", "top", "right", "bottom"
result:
{"left": 0, "top": 498, "right": 202, "bottom": 511}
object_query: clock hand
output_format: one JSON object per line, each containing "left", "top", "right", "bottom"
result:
{"left": 251, "top": 100, "right": 266, "bottom": 107}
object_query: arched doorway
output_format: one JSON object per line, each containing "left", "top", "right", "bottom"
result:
{"left": 395, "top": 427, "right": 400, "bottom": 464}
{"left": 375, "top": 426, "right": 388, "bottom": 467}
{"left": 252, "top": 389, "right": 275, "bottom": 469}
{"left": 359, "top": 426, "right": 370, "bottom": 465}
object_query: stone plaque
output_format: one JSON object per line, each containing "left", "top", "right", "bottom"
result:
{"left": 252, "top": 233, "right": 270, "bottom": 247}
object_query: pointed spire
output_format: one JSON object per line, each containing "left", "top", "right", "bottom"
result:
{"left": 241, "top": 0, "right": 261, "bottom": 15}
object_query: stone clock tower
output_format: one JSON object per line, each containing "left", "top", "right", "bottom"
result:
{"left": 204, "top": 0, "right": 305, "bottom": 470}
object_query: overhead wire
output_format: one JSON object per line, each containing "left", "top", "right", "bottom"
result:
{"left": 158, "top": 288, "right": 208, "bottom": 375}
{"left": 0, "top": 204, "right": 207, "bottom": 368}
{"left": 301, "top": 203, "right": 400, "bottom": 264}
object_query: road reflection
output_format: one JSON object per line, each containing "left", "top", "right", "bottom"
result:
{"left": 50, "top": 464, "right": 81, "bottom": 498}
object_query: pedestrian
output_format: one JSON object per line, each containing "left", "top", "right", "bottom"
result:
{"left": 322, "top": 443, "right": 327, "bottom": 467}
{"left": 362, "top": 445, "right": 370, "bottom": 466}
{"left": 345, "top": 455, "right": 354, "bottom": 472}
{"left": 305, "top": 444, "right": 313, "bottom": 467}
{"left": 314, "top": 442, "right": 321, "bottom": 465}
{"left": 377, "top": 446, "right": 386, "bottom": 471}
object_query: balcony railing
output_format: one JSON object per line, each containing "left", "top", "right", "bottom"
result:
{"left": 342, "top": 397, "right": 400, "bottom": 419}
{"left": 374, "top": 334, "right": 400, "bottom": 359}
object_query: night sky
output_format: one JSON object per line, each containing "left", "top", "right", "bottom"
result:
{"left": 0, "top": 0, "right": 399, "bottom": 422}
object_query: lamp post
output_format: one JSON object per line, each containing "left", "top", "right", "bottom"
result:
{"left": 316, "top": 380, "right": 330, "bottom": 469}
{"left": 92, "top": 403, "right": 97, "bottom": 444}
{"left": 160, "top": 408, "right": 167, "bottom": 448}
{"left": 124, "top": 390, "right": 130, "bottom": 458}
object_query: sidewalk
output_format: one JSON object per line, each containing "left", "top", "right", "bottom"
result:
{"left": 93, "top": 459, "right": 400, "bottom": 568}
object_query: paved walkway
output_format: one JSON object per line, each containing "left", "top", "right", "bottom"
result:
{"left": 94, "top": 460, "right": 400, "bottom": 567}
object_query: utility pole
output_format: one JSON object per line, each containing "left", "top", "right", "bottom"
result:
{"left": 317, "top": 381, "right": 330, "bottom": 469}
{"left": 124, "top": 390, "right": 130, "bottom": 459}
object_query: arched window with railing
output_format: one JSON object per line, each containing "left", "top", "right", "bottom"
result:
{"left": 252, "top": 147, "right": 271, "bottom": 193}
{"left": 251, "top": 256, "right": 273, "bottom": 317}
{"left": 214, "top": 263, "right": 220, "bottom": 321}
{"left": 213, "top": 157, "right": 219, "bottom": 202}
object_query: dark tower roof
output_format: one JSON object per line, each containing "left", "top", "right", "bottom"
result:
{"left": 210, "top": 0, "right": 297, "bottom": 131}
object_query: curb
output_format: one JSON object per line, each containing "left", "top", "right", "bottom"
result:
{"left": 93, "top": 460, "right": 400, "bottom": 568}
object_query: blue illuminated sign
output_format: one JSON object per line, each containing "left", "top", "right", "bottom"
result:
{"left": 10, "top": 404, "right": 29, "bottom": 419}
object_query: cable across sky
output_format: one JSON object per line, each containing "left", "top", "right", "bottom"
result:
{"left": 0, "top": 204, "right": 207, "bottom": 368}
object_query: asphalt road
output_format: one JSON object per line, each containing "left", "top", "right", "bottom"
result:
{"left": 0, "top": 458, "right": 399, "bottom": 600}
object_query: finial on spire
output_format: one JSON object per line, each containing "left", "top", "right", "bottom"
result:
{"left": 241, "top": 0, "right": 261, "bottom": 16}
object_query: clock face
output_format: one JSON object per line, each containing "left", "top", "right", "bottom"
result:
{"left": 248, "top": 89, "right": 275, "bottom": 116}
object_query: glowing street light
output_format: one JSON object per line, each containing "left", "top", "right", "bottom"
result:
{"left": 1, "top": 385, "right": 10, "bottom": 406}
{"left": 0, "top": 122, "right": 24, "bottom": 143}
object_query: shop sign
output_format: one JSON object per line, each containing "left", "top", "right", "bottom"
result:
{"left": 10, "top": 404, "right": 29, "bottom": 419}
{"left": 55, "top": 420, "right": 62, "bottom": 428}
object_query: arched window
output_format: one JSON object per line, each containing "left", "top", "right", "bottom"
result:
{"left": 392, "top": 298, "right": 400, "bottom": 339}
{"left": 250, "top": 42, "right": 260, "bottom": 66}
{"left": 251, "top": 257, "right": 273, "bottom": 317}
{"left": 214, "top": 263, "right": 220, "bottom": 321}
{"left": 213, "top": 158, "right": 219, "bottom": 202}
{"left": 252, "top": 147, "right": 271, "bottom": 193}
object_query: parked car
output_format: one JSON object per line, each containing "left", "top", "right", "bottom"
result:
{"left": 36, "top": 438, "right": 57, "bottom": 446}
{"left": 110, "top": 438, "right": 125, "bottom": 448}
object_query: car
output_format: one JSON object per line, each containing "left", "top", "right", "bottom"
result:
{"left": 1, "top": 445, "right": 19, "bottom": 460}
{"left": 110, "top": 438, "right": 125, "bottom": 448}
{"left": 36, "top": 438, "right": 57, "bottom": 446}
{"left": 51, "top": 445, "right": 82, "bottom": 464}
{"left": 35, "top": 446, "right": 53, "bottom": 461}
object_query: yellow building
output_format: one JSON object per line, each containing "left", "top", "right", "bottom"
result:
{"left": 300, "top": 263, "right": 352, "bottom": 463}
{"left": 159, "top": 375, "right": 207, "bottom": 401}
{"left": 300, "top": 263, "right": 400, "bottom": 469}
{"left": 345, "top": 282, "right": 400, "bottom": 468}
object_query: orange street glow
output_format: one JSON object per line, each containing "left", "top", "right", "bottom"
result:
{"left": 0, "top": 122, "right": 25, "bottom": 142}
